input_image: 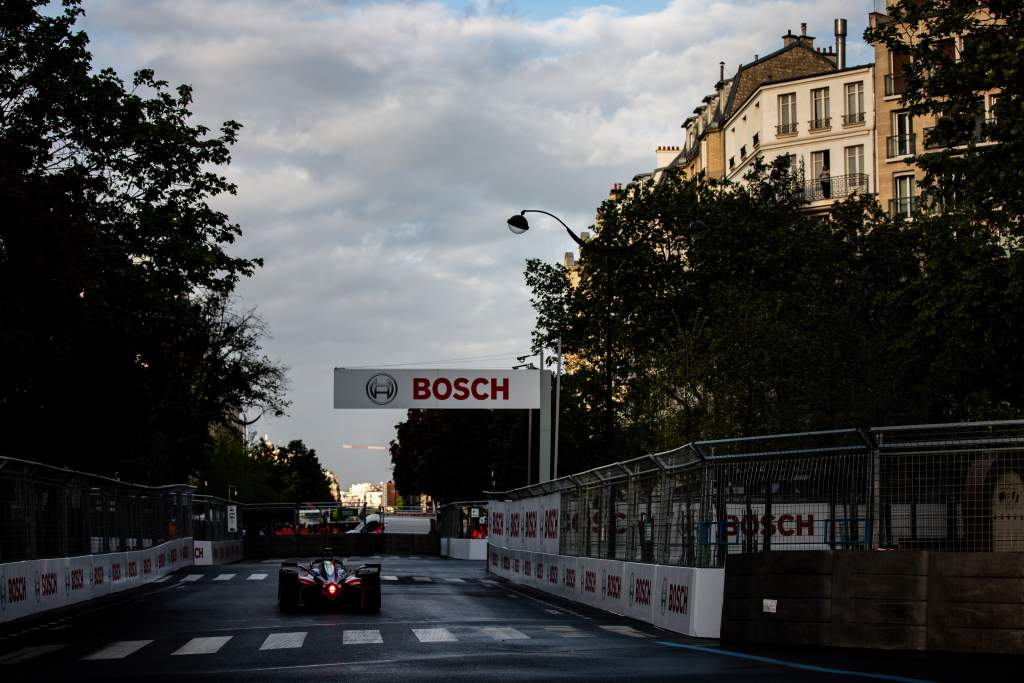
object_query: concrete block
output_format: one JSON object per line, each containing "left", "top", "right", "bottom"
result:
{"left": 847, "top": 573, "right": 928, "bottom": 601}
{"left": 930, "top": 552, "right": 1024, "bottom": 578}
{"left": 848, "top": 599, "right": 927, "bottom": 625}
{"left": 928, "top": 626, "right": 1024, "bottom": 655}
{"left": 833, "top": 622, "right": 927, "bottom": 650}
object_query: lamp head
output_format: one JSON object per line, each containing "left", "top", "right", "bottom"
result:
{"left": 507, "top": 213, "right": 530, "bottom": 235}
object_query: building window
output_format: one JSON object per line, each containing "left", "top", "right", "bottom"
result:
{"left": 777, "top": 93, "right": 797, "bottom": 135}
{"left": 892, "top": 175, "right": 916, "bottom": 217}
{"left": 845, "top": 145, "right": 867, "bottom": 190}
{"left": 844, "top": 82, "right": 865, "bottom": 125}
{"left": 753, "top": 132, "right": 760, "bottom": 147}
{"left": 810, "top": 88, "right": 830, "bottom": 130}
{"left": 740, "top": 145, "right": 747, "bottom": 160}
{"left": 887, "top": 111, "right": 915, "bottom": 157}
{"left": 811, "top": 150, "right": 831, "bottom": 199}
{"left": 729, "top": 156, "right": 735, "bottom": 170}
{"left": 885, "top": 49, "right": 910, "bottom": 96}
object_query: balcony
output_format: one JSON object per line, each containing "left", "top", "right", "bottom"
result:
{"left": 884, "top": 74, "right": 907, "bottom": 97}
{"left": 793, "top": 173, "right": 870, "bottom": 203}
{"left": 809, "top": 117, "right": 831, "bottom": 132}
{"left": 886, "top": 133, "right": 916, "bottom": 158}
{"left": 889, "top": 196, "right": 917, "bottom": 218}
{"left": 842, "top": 112, "right": 866, "bottom": 126}
{"left": 923, "top": 121, "right": 988, "bottom": 150}
{"left": 776, "top": 122, "right": 798, "bottom": 136}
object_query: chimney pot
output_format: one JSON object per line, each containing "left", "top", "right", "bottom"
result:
{"left": 834, "top": 18, "right": 847, "bottom": 69}
{"left": 719, "top": 61, "right": 725, "bottom": 81}
{"left": 801, "top": 22, "right": 807, "bottom": 36}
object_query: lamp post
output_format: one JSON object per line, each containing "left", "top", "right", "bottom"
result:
{"left": 513, "top": 359, "right": 538, "bottom": 484}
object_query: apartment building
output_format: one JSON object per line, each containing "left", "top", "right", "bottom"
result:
{"left": 668, "top": 23, "right": 841, "bottom": 183}
{"left": 724, "top": 59, "right": 876, "bottom": 212}
{"left": 869, "top": 0, "right": 1000, "bottom": 217}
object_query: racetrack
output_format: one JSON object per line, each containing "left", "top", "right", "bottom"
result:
{"left": 0, "top": 556, "right": 1019, "bottom": 682}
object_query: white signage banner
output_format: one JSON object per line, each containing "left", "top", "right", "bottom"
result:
{"left": 227, "top": 505, "right": 238, "bottom": 533}
{"left": 334, "top": 368, "right": 540, "bottom": 409}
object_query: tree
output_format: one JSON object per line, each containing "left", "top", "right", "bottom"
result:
{"left": 244, "top": 438, "right": 333, "bottom": 503}
{"left": 0, "top": 1, "right": 287, "bottom": 481}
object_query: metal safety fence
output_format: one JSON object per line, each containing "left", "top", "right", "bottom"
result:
{"left": 492, "top": 421, "right": 1024, "bottom": 568}
{"left": 0, "top": 456, "right": 194, "bottom": 563}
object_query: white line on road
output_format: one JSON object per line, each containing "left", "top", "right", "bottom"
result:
{"left": 0, "top": 644, "right": 65, "bottom": 665}
{"left": 381, "top": 576, "right": 399, "bottom": 581}
{"left": 259, "top": 632, "right": 307, "bottom": 651}
{"left": 444, "top": 578, "right": 466, "bottom": 583}
{"left": 247, "top": 573, "right": 268, "bottom": 581}
{"left": 179, "top": 574, "right": 203, "bottom": 583}
{"left": 152, "top": 576, "right": 171, "bottom": 583}
{"left": 544, "top": 626, "right": 592, "bottom": 638}
{"left": 82, "top": 640, "right": 154, "bottom": 660}
{"left": 479, "top": 579, "right": 499, "bottom": 587}
{"left": 481, "top": 626, "right": 529, "bottom": 641}
{"left": 343, "top": 630, "right": 383, "bottom": 645}
{"left": 545, "top": 609, "right": 562, "bottom": 615}
{"left": 599, "top": 625, "right": 651, "bottom": 638}
{"left": 412, "top": 576, "right": 432, "bottom": 582}
{"left": 213, "top": 574, "right": 236, "bottom": 581}
{"left": 172, "top": 636, "right": 233, "bottom": 655}
{"left": 413, "top": 628, "right": 458, "bottom": 643}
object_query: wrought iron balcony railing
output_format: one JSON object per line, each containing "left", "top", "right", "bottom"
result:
{"left": 809, "top": 117, "right": 831, "bottom": 131}
{"left": 776, "top": 122, "right": 798, "bottom": 136}
{"left": 886, "top": 133, "right": 916, "bottom": 158}
{"left": 793, "top": 173, "right": 870, "bottom": 203}
{"left": 842, "top": 112, "right": 866, "bottom": 125}
{"left": 889, "top": 196, "right": 917, "bottom": 218}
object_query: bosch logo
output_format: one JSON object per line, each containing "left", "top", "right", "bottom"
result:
{"left": 7, "top": 576, "right": 27, "bottom": 604}
{"left": 40, "top": 572, "right": 58, "bottom": 598}
{"left": 548, "top": 565, "right": 558, "bottom": 585}
{"left": 583, "top": 570, "right": 596, "bottom": 594}
{"left": 112, "top": 563, "right": 122, "bottom": 582}
{"left": 366, "top": 374, "right": 398, "bottom": 405}
{"left": 662, "top": 581, "right": 688, "bottom": 616}
{"left": 535, "top": 562, "right": 544, "bottom": 579}
{"left": 93, "top": 566, "right": 104, "bottom": 586}
{"left": 128, "top": 561, "right": 138, "bottom": 578}
{"left": 563, "top": 568, "right": 576, "bottom": 590}
{"left": 509, "top": 512, "right": 521, "bottom": 538}
{"left": 524, "top": 560, "right": 531, "bottom": 576}
{"left": 629, "top": 573, "right": 651, "bottom": 606}
{"left": 143, "top": 559, "right": 152, "bottom": 575}
{"left": 606, "top": 574, "right": 622, "bottom": 600}
{"left": 544, "top": 509, "right": 558, "bottom": 539}
{"left": 513, "top": 558, "right": 520, "bottom": 574}
{"left": 524, "top": 511, "right": 537, "bottom": 538}
{"left": 70, "top": 569, "right": 85, "bottom": 591}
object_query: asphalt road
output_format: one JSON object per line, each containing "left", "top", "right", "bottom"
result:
{"left": 0, "top": 556, "right": 1020, "bottom": 682}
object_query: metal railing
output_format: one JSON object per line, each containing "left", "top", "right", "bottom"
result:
{"left": 0, "top": 457, "right": 194, "bottom": 563}
{"left": 490, "top": 421, "right": 1024, "bottom": 568}
{"left": 776, "top": 122, "right": 798, "bottom": 136}
{"left": 842, "top": 112, "right": 866, "bottom": 125}
{"left": 886, "top": 133, "right": 916, "bottom": 158}
{"left": 793, "top": 172, "right": 870, "bottom": 202}
{"left": 889, "top": 196, "right": 917, "bottom": 217}
{"left": 809, "top": 117, "right": 831, "bottom": 131}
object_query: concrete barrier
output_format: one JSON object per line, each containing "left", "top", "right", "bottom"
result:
{"left": 193, "top": 539, "right": 243, "bottom": 565}
{"left": 721, "top": 550, "right": 1024, "bottom": 654}
{"left": 0, "top": 538, "right": 193, "bottom": 624}
{"left": 440, "top": 538, "right": 487, "bottom": 560}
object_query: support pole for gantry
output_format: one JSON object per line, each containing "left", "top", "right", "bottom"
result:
{"left": 538, "top": 370, "right": 552, "bottom": 483}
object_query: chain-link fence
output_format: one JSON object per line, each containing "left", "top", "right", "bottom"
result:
{"left": 438, "top": 501, "right": 489, "bottom": 539}
{"left": 492, "top": 421, "right": 1024, "bottom": 568}
{"left": 0, "top": 456, "right": 194, "bottom": 563}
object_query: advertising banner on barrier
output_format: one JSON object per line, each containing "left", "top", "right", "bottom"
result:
{"left": 576, "top": 556, "right": 601, "bottom": 607}
{"left": 652, "top": 564, "right": 696, "bottom": 635}
{"left": 600, "top": 559, "right": 626, "bottom": 615}
{"left": 622, "top": 561, "right": 656, "bottom": 623}
{"left": 540, "top": 493, "right": 561, "bottom": 555}
{"left": 490, "top": 501, "right": 507, "bottom": 549}
{"left": 703, "top": 503, "right": 868, "bottom": 551}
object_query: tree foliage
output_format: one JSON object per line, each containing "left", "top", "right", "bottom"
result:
{"left": 0, "top": 1, "right": 287, "bottom": 482}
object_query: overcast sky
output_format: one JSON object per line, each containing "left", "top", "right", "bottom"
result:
{"left": 76, "top": 0, "right": 874, "bottom": 489}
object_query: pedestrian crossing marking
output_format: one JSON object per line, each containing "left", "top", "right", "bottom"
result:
{"left": 247, "top": 573, "right": 268, "bottom": 581}
{"left": 413, "top": 628, "right": 458, "bottom": 643}
{"left": 482, "top": 626, "right": 529, "bottom": 640}
{"left": 179, "top": 574, "right": 202, "bottom": 583}
{"left": 412, "top": 576, "right": 432, "bottom": 582}
{"left": 83, "top": 640, "right": 153, "bottom": 660}
{"left": 544, "top": 626, "right": 592, "bottom": 638}
{"left": 172, "top": 636, "right": 233, "bottom": 655}
{"left": 382, "top": 575, "right": 399, "bottom": 581}
{"left": 343, "top": 630, "right": 383, "bottom": 645}
{"left": 599, "top": 625, "right": 651, "bottom": 638}
{"left": 0, "top": 644, "right": 65, "bottom": 665}
{"left": 444, "top": 578, "right": 465, "bottom": 583}
{"left": 259, "top": 632, "right": 307, "bottom": 650}
{"left": 213, "top": 574, "right": 236, "bottom": 581}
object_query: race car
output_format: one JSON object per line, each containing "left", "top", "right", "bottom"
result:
{"left": 277, "top": 549, "right": 381, "bottom": 613}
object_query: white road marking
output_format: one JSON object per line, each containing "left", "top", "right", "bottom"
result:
{"left": 482, "top": 626, "right": 529, "bottom": 641}
{"left": 172, "top": 636, "right": 233, "bottom": 655}
{"left": 412, "top": 576, "right": 432, "bottom": 582}
{"left": 83, "top": 640, "right": 153, "bottom": 660}
{"left": 599, "top": 625, "right": 651, "bottom": 638}
{"left": 444, "top": 578, "right": 466, "bottom": 583}
{"left": 0, "top": 644, "right": 65, "bottom": 665}
{"left": 544, "top": 626, "right": 593, "bottom": 638}
{"left": 413, "top": 628, "right": 458, "bottom": 643}
{"left": 479, "top": 579, "right": 499, "bottom": 587}
{"left": 247, "top": 573, "right": 268, "bottom": 581}
{"left": 213, "top": 574, "right": 236, "bottom": 581}
{"left": 152, "top": 576, "right": 171, "bottom": 583}
{"left": 545, "top": 609, "right": 562, "bottom": 615}
{"left": 179, "top": 574, "right": 203, "bottom": 583}
{"left": 343, "top": 630, "right": 383, "bottom": 645}
{"left": 381, "top": 576, "right": 399, "bottom": 581}
{"left": 259, "top": 632, "right": 307, "bottom": 650}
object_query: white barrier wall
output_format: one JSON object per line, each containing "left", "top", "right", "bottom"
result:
{"left": 0, "top": 537, "right": 193, "bottom": 624}
{"left": 440, "top": 538, "right": 487, "bottom": 561}
{"left": 487, "top": 496, "right": 723, "bottom": 639}
{"left": 192, "top": 539, "right": 243, "bottom": 565}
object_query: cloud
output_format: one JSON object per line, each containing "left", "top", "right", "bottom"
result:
{"left": 77, "top": 0, "right": 874, "bottom": 485}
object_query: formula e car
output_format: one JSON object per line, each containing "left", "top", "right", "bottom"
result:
{"left": 277, "top": 549, "right": 381, "bottom": 612}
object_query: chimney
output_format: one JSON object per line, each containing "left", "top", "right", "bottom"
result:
{"left": 719, "top": 61, "right": 725, "bottom": 82}
{"left": 801, "top": 22, "right": 807, "bottom": 36}
{"left": 835, "top": 18, "right": 847, "bottom": 69}
{"left": 656, "top": 145, "right": 681, "bottom": 168}
{"left": 782, "top": 28, "right": 798, "bottom": 47}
